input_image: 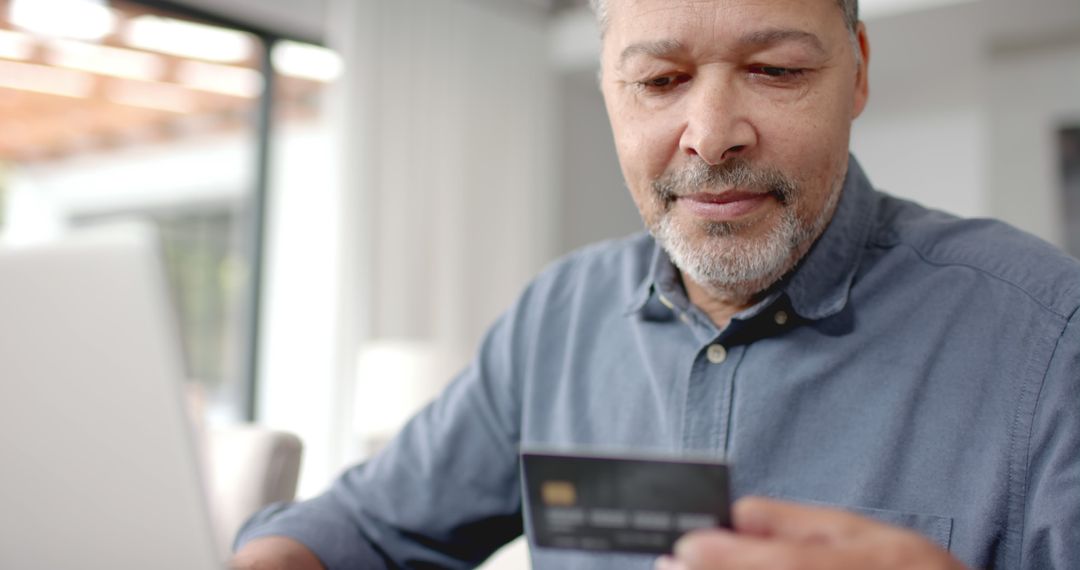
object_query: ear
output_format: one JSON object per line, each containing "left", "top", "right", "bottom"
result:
{"left": 852, "top": 21, "right": 870, "bottom": 119}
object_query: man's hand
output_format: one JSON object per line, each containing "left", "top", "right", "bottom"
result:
{"left": 656, "top": 497, "right": 967, "bottom": 570}
{"left": 229, "top": 536, "right": 326, "bottom": 570}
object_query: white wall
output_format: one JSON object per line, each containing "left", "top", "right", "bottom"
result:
{"left": 854, "top": 0, "right": 1080, "bottom": 236}
{"left": 987, "top": 40, "right": 1080, "bottom": 246}
{"left": 555, "top": 68, "right": 642, "bottom": 253}
{"left": 851, "top": 4, "right": 988, "bottom": 217}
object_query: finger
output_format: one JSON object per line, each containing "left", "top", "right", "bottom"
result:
{"left": 733, "top": 497, "right": 882, "bottom": 542}
{"left": 654, "top": 555, "right": 684, "bottom": 570}
{"left": 674, "top": 529, "right": 810, "bottom": 570}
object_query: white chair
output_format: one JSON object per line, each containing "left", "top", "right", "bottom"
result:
{"left": 203, "top": 425, "right": 303, "bottom": 554}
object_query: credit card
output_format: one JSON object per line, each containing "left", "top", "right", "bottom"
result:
{"left": 521, "top": 449, "right": 731, "bottom": 555}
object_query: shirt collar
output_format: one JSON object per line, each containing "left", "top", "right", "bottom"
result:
{"left": 784, "top": 156, "right": 877, "bottom": 320}
{"left": 624, "top": 244, "right": 683, "bottom": 320}
{"left": 626, "top": 156, "right": 878, "bottom": 322}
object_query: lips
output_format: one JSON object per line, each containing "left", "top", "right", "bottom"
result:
{"left": 683, "top": 190, "right": 767, "bottom": 204}
{"left": 677, "top": 190, "right": 773, "bottom": 221}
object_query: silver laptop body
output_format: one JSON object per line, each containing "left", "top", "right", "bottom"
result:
{"left": 0, "top": 225, "right": 223, "bottom": 570}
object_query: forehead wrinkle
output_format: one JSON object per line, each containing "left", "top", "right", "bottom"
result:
{"left": 613, "top": 27, "right": 831, "bottom": 73}
{"left": 616, "top": 38, "right": 686, "bottom": 71}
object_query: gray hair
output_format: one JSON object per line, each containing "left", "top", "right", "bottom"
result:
{"left": 589, "top": 0, "right": 860, "bottom": 38}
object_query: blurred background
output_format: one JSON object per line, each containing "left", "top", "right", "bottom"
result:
{"left": 0, "top": 0, "right": 1077, "bottom": 566}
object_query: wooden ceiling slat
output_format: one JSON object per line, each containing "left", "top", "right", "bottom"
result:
{"left": 0, "top": 0, "right": 328, "bottom": 163}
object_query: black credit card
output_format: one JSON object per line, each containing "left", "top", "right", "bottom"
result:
{"left": 521, "top": 449, "right": 731, "bottom": 555}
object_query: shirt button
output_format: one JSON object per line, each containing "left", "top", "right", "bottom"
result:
{"left": 680, "top": 313, "right": 693, "bottom": 325}
{"left": 774, "top": 310, "right": 789, "bottom": 326}
{"left": 706, "top": 344, "right": 727, "bottom": 364}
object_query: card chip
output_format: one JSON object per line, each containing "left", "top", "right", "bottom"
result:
{"left": 541, "top": 481, "right": 577, "bottom": 506}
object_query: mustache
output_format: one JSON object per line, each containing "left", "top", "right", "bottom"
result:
{"left": 651, "top": 159, "right": 797, "bottom": 206}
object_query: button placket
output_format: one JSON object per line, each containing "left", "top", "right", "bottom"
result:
{"left": 682, "top": 341, "right": 740, "bottom": 454}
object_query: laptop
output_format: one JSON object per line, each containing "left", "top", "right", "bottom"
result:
{"left": 0, "top": 224, "right": 224, "bottom": 570}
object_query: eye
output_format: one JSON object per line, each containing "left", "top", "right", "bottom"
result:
{"left": 748, "top": 65, "right": 806, "bottom": 79}
{"left": 637, "top": 73, "right": 691, "bottom": 92}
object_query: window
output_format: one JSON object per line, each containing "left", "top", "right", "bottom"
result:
{"left": 0, "top": 0, "right": 339, "bottom": 422}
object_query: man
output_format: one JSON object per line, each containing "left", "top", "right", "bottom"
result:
{"left": 233, "top": 0, "right": 1080, "bottom": 568}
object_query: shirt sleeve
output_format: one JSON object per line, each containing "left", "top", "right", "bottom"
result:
{"left": 1021, "top": 308, "right": 1080, "bottom": 569}
{"left": 233, "top": 298, "right": 529, "bottom": 569}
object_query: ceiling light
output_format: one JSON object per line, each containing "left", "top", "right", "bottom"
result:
{"left": 106, "top": 80, "right": 197, "bottom": 113}
{"left": 0, "top": 30, "right": 36, "bottom": 61}
{"left": 272, "top": 41, "right": 343, "bottom": 83}
{"left": 10, "top": 0, "right": 116, "bottom": 41}
{"left": 176, "top": 60, "right": 263, "bottom": 98}
{"left": 0, "top": 60, "right": 94, "bottom": 98}
{"left": 47, "top": 39, "right": 165, "bottom": 81}
{"left": 124, "top": 15, "right": 254, "bottom": 63}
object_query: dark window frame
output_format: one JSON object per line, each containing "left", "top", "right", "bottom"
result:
{"left": 127, "top": 0, "right": 324, "bottom": 421}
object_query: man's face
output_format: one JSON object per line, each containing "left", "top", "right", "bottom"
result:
{"left": 600, "top": 0, "right": 869, "bottom": 298}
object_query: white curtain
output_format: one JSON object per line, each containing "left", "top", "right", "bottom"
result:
{"left": 258, "top": 0, "right": 556, "bottom": 504}
{"left": 342, "top": 0, "right": 556, "bottom": 343}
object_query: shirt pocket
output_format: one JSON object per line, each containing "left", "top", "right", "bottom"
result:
{"left": 806, "top": 501, "right": 954, "bottom": 551}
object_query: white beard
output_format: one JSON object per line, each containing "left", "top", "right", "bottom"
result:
{"left": 650, "top": 181, "right": 841, "bottom": 300}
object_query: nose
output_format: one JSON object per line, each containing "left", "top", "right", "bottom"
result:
{"left": 678, "top": 75, "right": 757, "bottom": 165}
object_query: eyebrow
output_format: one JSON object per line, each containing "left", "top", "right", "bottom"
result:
{"left": 616, "top": 28, "right": 827, "bottom": 70}
{"left": 738, "top": 28, "right": 827, "bottom": 56}
{"left": 616, "top": 39, "right": 686, "bottom": 70}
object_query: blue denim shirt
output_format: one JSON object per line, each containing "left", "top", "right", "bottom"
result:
{"left": 237, "top": 158, "right": 1080, "bottom": 569}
